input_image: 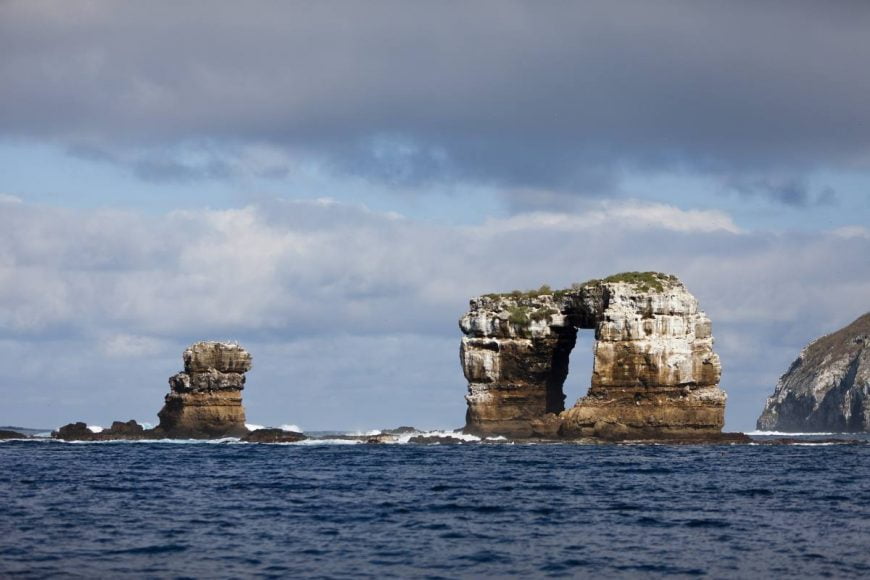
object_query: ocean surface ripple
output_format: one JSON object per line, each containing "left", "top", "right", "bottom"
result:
{"left": 2, "top": 440, "right": 870, "bottom": 578}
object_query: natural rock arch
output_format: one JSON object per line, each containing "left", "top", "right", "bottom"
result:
{"left": 459, "top": 273, "right": 726, "bottom": 440}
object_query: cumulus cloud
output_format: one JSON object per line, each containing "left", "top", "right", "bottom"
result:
{"left": 477, "top": 201, "right": 741, "bottom": 235}
{"left": 0, "top": 197, "right": 867, "bottom": 430}
{"left": 2, "top": 1, "right": 869, "bottom": 199}
{"left": 100, "top": 333, "right": 168, "bottom": 358}
{"left": 724, "top": 176, "right": 839, "bottom": 207}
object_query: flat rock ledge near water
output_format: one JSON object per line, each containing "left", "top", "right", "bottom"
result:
{"left": 460, "top": 272, "right": 742, "bottom": 442}
{"left": 0, "top": 429, "right": 29, "bottom": 440}
{"left": 757, "top": 312, "right": 870, "bottom": 432}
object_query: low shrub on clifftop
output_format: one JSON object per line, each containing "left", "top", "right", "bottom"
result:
{"left": 578, "top": 271, "right": 677, "bottom": 293}
{"left": 483, "top": 272, "right": 677, "bottom": 299}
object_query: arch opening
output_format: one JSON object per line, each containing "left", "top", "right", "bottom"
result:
{"left": 560, "top": 329, "right": 596, "bottom": 412}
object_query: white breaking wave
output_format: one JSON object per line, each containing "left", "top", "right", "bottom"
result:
{"left": 22, "top": 427, "right": 502, "bottom": 446}
{"left": 392, "top": 429, "right": 482, "bottom": 444}
{"left": 87, "top": 425, "right": 104, "bottom": 433}
{"left": 246, "top": 423, "right": 304, "bottom": 433}
{"left": 293, "top": 438, "right": 362, "bottom": 446}
{"left": 747, "top": 430, "right": 837, "bottom": 436}
{"left": 345, "top": 429, "right": 382, "bottom": 436}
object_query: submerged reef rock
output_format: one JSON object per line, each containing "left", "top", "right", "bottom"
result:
{"left": 242, "top": 428, "right": 307, "bottom": 443}
{"left": 52, "top": 420, "right": 148, "bottom": 441}
{"left": 459, "top": 272, "right": 727, "bottom": 440}
{"left": 0, "top": 429, "right": 28, "bottom": 440}
{"left": 757, "top": 312, "right": 870, "bottom": 433}
{"left": 156, "top": 341, "right": 252, "bottom": 438}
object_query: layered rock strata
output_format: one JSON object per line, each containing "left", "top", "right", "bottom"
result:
{"left": 757, "top": 312, "right": 870, "bottom": 432}
{"left": 460, "top": 273, "right": 727, "bottom": 440}
{"left": 156, "top": 341, "right": 251, "bottom": 438}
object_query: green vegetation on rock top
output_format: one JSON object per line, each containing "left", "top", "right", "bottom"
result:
{"left": 483, "top": 285, "right": 554, "bottom": 300}
{"left": 482, "top": 272, "right": 678, "bottom": 299}
{"left": 587, "top": 271, "right": 678, "bottom": 293}
{"left": 506, "top": 305, "right": 558, "bottom": 329}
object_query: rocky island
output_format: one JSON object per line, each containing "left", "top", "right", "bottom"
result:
{"left": 757, "top": 312, "right": 870, "bottom": 432}
{"left": 53, "top": 341, "right": 304, "bottom": 442}
{"left": 460, "top": 272, "right": 744, "bottom": 442}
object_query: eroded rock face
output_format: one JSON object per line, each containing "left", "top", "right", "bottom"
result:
{"left": 460, "top": 273, "right": 726, "bottom": 439}
{"left": 156, "top": 342, "right": 251, "bottom": 438}
{"left": 757, "top": 312, "right": 870, "bottom": 432}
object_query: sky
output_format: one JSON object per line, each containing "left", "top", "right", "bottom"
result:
{"left": 1, "top": 0, "right": 868, "bottom": 432}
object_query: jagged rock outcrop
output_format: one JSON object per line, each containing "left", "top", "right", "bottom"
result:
{"left": 757, "top": 312, "right": 870, "bottom": 432}
{"left": 156, "top": 341, "right": 251, "bottom": 438}
{"left": 0, "top": 429, "right": 28, "bottom": 440}
{"left": 242, "top": 428, "right": 306, "bottom": 443}
{"left": 53, "top": 420, "right": 148, "bottom": 441}
{"left": 460, "top": 272, "right": 727, "bottom": 440}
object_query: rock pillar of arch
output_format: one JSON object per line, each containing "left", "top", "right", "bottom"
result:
{"left": 458, "top": 273, "right": 726, "bottom": 440}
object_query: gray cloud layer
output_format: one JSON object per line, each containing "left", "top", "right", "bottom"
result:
{"left": 2, "top": 1, "right": 869, "bottom": 197}
{"left": 1, "top": 196, "right": 867, "bottom": 430}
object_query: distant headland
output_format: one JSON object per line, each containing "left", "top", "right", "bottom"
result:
{"left": 758, "top": 311, "right": 870, "bottom": 432}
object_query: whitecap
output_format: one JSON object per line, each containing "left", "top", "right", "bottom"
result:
{"left": 294, "top": 438, "right": 362, "bottom": 446}
{"left": 393, "top": 429, "right": 481, "bottom": 444}
{"left": 87, "top": 425, "right": 104, "bottom": 433}
{"left": 280, "top": 424, "right": 303, "bottom": 433}
{"left": 747, "top": 430, "right": 837, "bottom": 436}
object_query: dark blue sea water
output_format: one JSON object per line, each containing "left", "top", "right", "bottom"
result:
{"left": 2, "top": 438, "right": 870, "bottom": 578}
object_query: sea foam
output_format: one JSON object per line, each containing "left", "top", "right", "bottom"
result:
{"left": 747, "top": 430, "right": 837, "bottom": 436}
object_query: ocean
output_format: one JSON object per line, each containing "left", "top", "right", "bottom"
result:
{"left": 2, "top": 435, "right": 870, "bottom": 578}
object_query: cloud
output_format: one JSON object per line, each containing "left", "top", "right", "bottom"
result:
{"left": 100, "top": 333, "right": 168, "bottom": 358}
{"left": 478, "top": 200, "right": 741, "bottom": 234}
{"left": 832, "top": 226, "right": 870, "bottom": 239}
{"left": 0, "top": 197, "right": 868, "bottom": 430}
{"left": 724, "top": 176, "right": 840, "bottom": 207}
{"left": 2, "top": 1, "right": 869, "bottom": 197}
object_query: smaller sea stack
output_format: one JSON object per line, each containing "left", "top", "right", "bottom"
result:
{"left": 156, "top": 341, "right": 251, "bottom": 438}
